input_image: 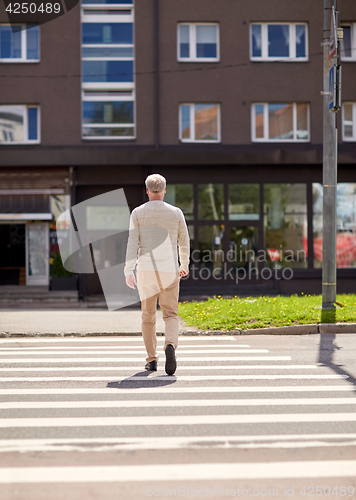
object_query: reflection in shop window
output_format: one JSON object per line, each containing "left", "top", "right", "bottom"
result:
{"left": 198, "top": 184, "right": 224, "bottom": 220}
{"left": 197, "top": 225, "right": 224, "bottom": 278}
{"left": 313, "top": 183, "right": 356, "bottom": 268}
{"left": 228, "top": 184, "right": 260, "bottom": 220}
{"left": 186, "top": 225, "right": 194, "bottom": 272}
{"left": 165, "top": 184, "right": 194, "bottom": 220}
{"left": 264, "top": 184, "right": 307, "bottom": 269}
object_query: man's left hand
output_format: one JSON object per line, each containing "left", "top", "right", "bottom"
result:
{"left": 179, "top": 270, "right": 189, "bottom": 277}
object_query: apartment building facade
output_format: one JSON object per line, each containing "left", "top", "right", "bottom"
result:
{"left": 0, "top": 0, "right": 356, "bottom": 296}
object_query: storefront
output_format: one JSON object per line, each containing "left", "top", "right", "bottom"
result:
{"left": 0, "top": 168, "right": 71, "bottom": 287}
{"left": 73, "top": 163, "right": 356, "bottom": 297}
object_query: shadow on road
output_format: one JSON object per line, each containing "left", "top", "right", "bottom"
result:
{"left": 107, "top": 370, "right": 177, "bottom": 389}
{"left": 319, "top": 333, "right": 356, "bottom": 392}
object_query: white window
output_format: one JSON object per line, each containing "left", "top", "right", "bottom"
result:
{"left": 81, "top": 2, "right": 135, "bottom": 139}
{"left": 0, "top": 105, "right": 40, "bottom": 144}
{"left": 82, "top": 90, "right": 135, "bottom": 138}
{"left": 179, "top": 103, "right": 220, "bottom": 143}
{"left": 252, "top": 103, "right": 310, "bottom": 142}
{"left": 342, "top": 103, "right": 356, "bottom": 141}
{"left": 250, "top": 23, "right": 308, "bottom": 61}
{"left": 178, "top": 23, "right": 219, "bottom": 62}
{"left": 340, "top": 24, "right": 356, "bottom": 61}
{"left": 0, "top": 24, "right": 39, "bottom": 62}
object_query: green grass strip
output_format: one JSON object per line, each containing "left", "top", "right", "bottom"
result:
{"left": 178, "top": 294, "right": 356, "bottom": 331}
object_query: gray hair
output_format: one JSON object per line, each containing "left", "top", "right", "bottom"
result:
{"left": 145, "top": 174, "right": 166, "bottom": 193}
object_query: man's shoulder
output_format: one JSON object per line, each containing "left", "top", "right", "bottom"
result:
{"left": 131, "top": 202, "right": 149, "bottom": 215}
{"left": 132, "top": 202, "right": 183, "bottom": 219}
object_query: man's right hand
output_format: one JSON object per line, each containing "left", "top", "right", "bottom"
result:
{"left": 125, "top": 275, "right": 137, "bottom": 289}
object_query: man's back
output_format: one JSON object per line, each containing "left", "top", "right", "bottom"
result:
{"left": 124, "top": 200, "right": 189, "bottom": 275}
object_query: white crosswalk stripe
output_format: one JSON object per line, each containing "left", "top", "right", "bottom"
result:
{"left": 0, "top": 335, "right": 355, "bottom": 495}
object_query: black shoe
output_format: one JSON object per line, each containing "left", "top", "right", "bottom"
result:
{"left": 165, "top": 344, "right": 177, "bottom": 375}
{"left": 145, "top": 361, "right": 157, "bottom": 371}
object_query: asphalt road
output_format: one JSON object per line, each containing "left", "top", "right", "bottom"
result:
{"left": 0, "top": 333, "right": 355, "bottom": 500}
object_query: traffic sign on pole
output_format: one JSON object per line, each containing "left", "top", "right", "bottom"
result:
{"left": 329, "top": 65, "right": 341, "bottom": 112}
{"left": 329, "top": 6, "right": 337, "bottom": 59}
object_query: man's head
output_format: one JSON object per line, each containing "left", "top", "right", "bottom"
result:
{"left": 145, "top": 174, "right": 166, "bottom": 201}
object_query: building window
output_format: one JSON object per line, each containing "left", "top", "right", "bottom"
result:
{"left": 179, "top": 103, "right": 220, "bottom": 142}
{"left": 82, "top": 94, "right": 134, "bottom": 137}
{"left": 340, "top": 24, "right": 356, "bottom": 60}
{"left": 0, "top": 105, "right": 39, "bottom": 144}
{"left": 81, "top": 3, "right": 135, "bottom": 139}
{"left": 342, "top": 103, "right": 356, "bottom": 141}
{"left": 0, "top": 25, "right": 39, "bottom": 62}
{"left": 250, "top": 23, "right": 308, "bottom": 61}
{"left": 252, "top": 103, "right": 310, "bottom": 142}
{"left": 178, "top": 23, "right": 219, "bottom": 62}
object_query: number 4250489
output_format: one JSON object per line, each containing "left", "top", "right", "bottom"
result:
{"left": 300, "top": 486, "right": 355, "bottom": 496}
{"left": 6, "top": 3, "right": 62, "bottom": 14}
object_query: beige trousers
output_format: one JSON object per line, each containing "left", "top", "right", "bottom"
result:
{"left": 136, "top": 270, "right": 180, "bottom": 363}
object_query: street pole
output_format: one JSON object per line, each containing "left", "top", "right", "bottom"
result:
{"left": 321, "top": 0, "right": 338, "bottom": 322}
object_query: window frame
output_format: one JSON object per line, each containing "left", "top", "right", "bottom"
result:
{"left": 0, "top": 24, "right": 40, "bottom": 63}
{"left": 340, "top": 23, "right": 356, "bottom": 61}
{"left": 0, "top": 104, "right": 40, "bottom": 145}
{"left": 251, "top": 102, "right": 310, "bottom": 143}
{"left": 342, "top": 102, "right": 356, "bottom": 141}
{"left": 177, "top": 23, "right": 220, "bottom": 63}
{"left": 81, "top": 89, "right": 135, "bottom": 140}
{"left": 81, "top": 2, "right": 136, "bottom": 140}
{"left": 250, "top": 22, "right": 308, "bottom": 62}
{"left": 81, "top": 9, "right": 135, "bottom": 91}
{"left": 179, "top": 103, "right": 221, "bottom": 143}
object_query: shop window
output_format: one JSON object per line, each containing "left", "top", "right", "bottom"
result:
{"left": 264, "top": 184, "right": 307, "bottom": 269}
{"left": 198, "top": 184, "right": 224, "bottom": 220}
{"left": 165, "top": 184, "right": 194, "bottom": 220}
{"left": 0, "top": 24, "right": 39, "bottom": 62}
{"left": 250, "top": 23, "right": 308, "bottom": 61}
{"left": 228, "top": 184, "right": 260, "bottom": 220}
{"left": 0, "top": 105, "right": 40, "bottom": 144}
{"left": 252, "top": 103, "right": 310, "bottom": 142}
{"left": 342, "top": 103, "right": 356, "bottom": 141}
{"left": 179, "top": 103, "right": 220, "bottom": 142}
{"left": 340, "top": 24, "right": 356, "bottom": 61}
{"left": 197, "top": 224, "right": 225, "bottom": 278}
{"left": 313, "top": 183, "right": 356, "bottom": 268}
{"left": 178, "top": 23, "right": 219, "bottom": 62}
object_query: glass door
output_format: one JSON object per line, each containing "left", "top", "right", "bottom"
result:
{"left": 26, "top": 223, "right": 49, "bottom": 286}
{"left": 228, "top": 226, "right": 259, "bottom": 279}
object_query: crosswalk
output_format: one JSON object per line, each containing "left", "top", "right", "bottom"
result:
{"left": 0, "top": 335, "right": 356, "bottom": 499}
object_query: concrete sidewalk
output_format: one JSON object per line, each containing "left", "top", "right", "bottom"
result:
{"left": 0, "top": 309, "right": 167, "bottom": 336}
{"left": 1, "top": 308, "right": 356, "bottom": 337}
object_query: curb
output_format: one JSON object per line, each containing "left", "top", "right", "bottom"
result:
{"left": 1, "top": 323, "right": 356, "bottom": 337}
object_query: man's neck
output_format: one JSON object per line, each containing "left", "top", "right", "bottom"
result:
{"left": 148, "top": 195, "right": 164, "bottom": 202}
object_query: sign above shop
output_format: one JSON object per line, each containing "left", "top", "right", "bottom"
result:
{"left": 0, "top": 213, "right": 52, "bottom": 220}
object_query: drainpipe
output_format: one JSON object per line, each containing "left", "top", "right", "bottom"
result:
{"left": 154, "top": 0, "right": 160, "bottom": 150}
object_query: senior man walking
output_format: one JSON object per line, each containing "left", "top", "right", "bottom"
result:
{"left": 124, "top": 174, "right": 190, "bottom": 375}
